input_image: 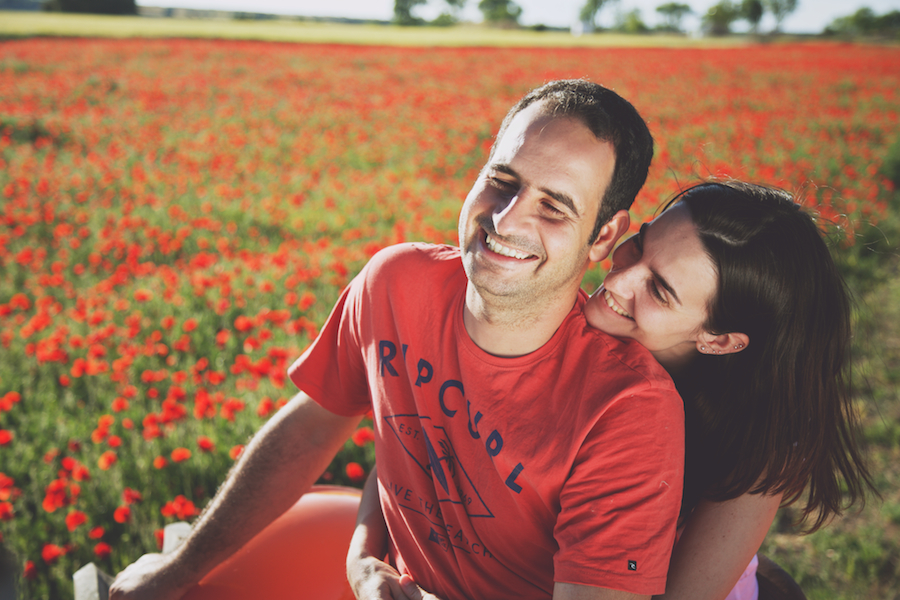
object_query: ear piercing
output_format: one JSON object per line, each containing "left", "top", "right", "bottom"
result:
{"left": 701, "top": 345, "right": 736, "bottom": 355}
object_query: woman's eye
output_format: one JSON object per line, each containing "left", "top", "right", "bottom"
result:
{"left": 649, "top": 281, "right": 668, "bottom": 304}
{"left": 631, "top": 235, "right": 643, "bottom": 255}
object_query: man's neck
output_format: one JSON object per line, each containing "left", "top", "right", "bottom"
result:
{"left": 462, "top": 284, "right": 579, "bottom": 357}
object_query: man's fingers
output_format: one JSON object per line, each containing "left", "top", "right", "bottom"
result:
{"left": 398, "top": 574, "right": 442, "bottom": 600}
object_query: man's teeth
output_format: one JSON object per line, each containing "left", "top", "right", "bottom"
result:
{"left": 486, "top": 234, "right": 531, "bottom": 259}
{"left": 603, "top": 290, "right": 633, "bottom": 319}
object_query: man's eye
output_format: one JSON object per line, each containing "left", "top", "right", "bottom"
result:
{"left": 490, "top": 177, "right": 516, "bottom": 192}
{"left": 542, "top": 202, "right": 565, "bottom": 216}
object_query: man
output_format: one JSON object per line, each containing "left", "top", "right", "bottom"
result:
{"left": 111, "top": 80, "right": 683, "bottom": 600}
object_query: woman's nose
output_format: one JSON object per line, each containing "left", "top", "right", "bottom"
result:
{"left": 605, "top": 262, "right": 642, "bottom": 298}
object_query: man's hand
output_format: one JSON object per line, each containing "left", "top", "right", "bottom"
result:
{"left": 347, "top": 554, "right": 406, "bottom": 600}
{"left": 347, "top": 554, "right": 443, "bottom": 600}
{"left": 108, "top": 553, "right": 194, "bottom": 600}
{"left": 398, "top": 574, "right": 443, "bottom": 600}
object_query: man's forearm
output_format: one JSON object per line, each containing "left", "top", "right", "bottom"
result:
{"left": 175, "top": 391, "right": 362, "bottom": 577}
{"left": 111, "top": 391, "right": 362, "bottom": 598}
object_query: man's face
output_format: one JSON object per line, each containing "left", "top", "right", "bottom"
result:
{"left": 458, "top": 102, "right": 616, "bottom": 308}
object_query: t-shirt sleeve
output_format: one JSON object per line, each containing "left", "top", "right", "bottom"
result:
{"left": 553, "top": 384, "right": 684, "bottom": 596}
{"left": 287, "top": 271, "right": 372, "bottom": 417}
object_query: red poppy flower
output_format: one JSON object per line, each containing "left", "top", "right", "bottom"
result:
{"left": 88, "top": 526, "right": 105, "bottom": 539}
{"left": 65, "top": 510, "right": 88, "bottom": 531}
{"left": 171, "top": 448, "right": 191, "bottom": 462}
{"left": 41, "top": 543, "right": 65, "bottom": 564}
{"left": 0, "top": 473, "right": 18, "bottom": 502}
{"left": 0, "top": 430, "right": 13, "bottom": 446}
{"left": 93, "top": 542, "right": 112, "bottom": 560}
{"left": 351, "top": 426, "right": 375, "bottom": 447}
{"left": 234, "top": 315, "right": 254, "bottom": 332}
{"left": 256, "top": 397, "right": 275, "bottom": 417}
{"left": 197, "top": 436, "right": 215, "bottom": 452}
{"left": 229, "top": 445, "right": 244, "bottom": 460}
{"left": 113, "top": 505, "right": 131, "bottom": 524}
{"left": 345, "top": 462, "right": 365, "bottom": 483}
{"left": 153, "top": 456, "right": 168, "bottom": 469}
{"left": 0, "top": 391, "right": 20, "bottom": 411}
{"left": 160, "top": 495, "right": 197, "bottom": 520}
{"left": 122, "top": 488, "right": 143, "bottom": 504}
{"left": 98, "top": 451, "right": 117, "bottom": 470}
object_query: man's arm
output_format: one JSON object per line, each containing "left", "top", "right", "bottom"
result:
{"left": 346, "top": 466, "right": 413, "bottom": 600}
{"left": 110, "top": 391, "right": 363, "bottom": 600}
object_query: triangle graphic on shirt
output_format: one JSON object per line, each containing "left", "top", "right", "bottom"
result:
{"left": 384, "top": 414, "right": 494, "bottom": 518}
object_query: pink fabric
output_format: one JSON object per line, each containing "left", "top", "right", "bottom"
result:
{"left": 724, "top": 554, "right": 759, "bottom": 600}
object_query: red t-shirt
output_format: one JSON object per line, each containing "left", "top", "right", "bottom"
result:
{"left": 289, "top": 243, "right": 684, "bottom": 599}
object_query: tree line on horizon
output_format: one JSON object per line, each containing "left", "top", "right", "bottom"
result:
{"left": 391, "top": 0, "right": 897, "bottom": 38}
{"left": 5, "top": 0, "right": 899, "bottom": 41}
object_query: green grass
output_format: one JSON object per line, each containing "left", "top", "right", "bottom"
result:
{"left": 758, "top": 185, "right": 900, "bottom": 598}
{"left": 0, "top": 10, "right": 756, "bottom": 47}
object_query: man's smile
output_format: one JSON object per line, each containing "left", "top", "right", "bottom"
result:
{"left": 484, "top": 233, "right": 535, "bottom": 260}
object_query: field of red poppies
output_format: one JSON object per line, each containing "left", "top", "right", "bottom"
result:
{"left": 1, "top": 38, "right": 898, "bottom": 599}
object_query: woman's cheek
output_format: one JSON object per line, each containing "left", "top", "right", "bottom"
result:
{"left": 583, "top": 296, "right": 605, "bottom": 330}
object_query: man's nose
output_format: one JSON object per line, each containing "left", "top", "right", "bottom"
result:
{"left": 492, "top": 191, "right": 535, "bottom": 238}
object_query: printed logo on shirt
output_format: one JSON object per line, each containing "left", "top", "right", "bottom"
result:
{"left": 378, "top": 340, "right": 527, "bottom": 497}
{"left": 384, "top": 414, "right": 494, "bottom": 518}
{"left": 628, "top": 560, "right": 637, "bottom": 571}
{"left": 429, "top": 528, "right": 452, "bottom": 552}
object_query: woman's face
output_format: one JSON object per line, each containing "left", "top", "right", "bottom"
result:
{"left": 584, "top": 203, "right": 718, "bottom": 364}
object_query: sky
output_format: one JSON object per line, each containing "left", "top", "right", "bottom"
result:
{"left": 139, "top": 0, "right": 900, "bottom": 34}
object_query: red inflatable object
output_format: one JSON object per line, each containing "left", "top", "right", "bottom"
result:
{"left": 182, "top": 485, "right": 362, "bottom": 600}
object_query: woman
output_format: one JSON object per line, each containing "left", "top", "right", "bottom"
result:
{"left": 346, "top": 180, "right": 875, "bottom": 600}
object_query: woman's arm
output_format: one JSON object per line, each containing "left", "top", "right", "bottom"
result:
{"left": 654, "top": 492, "right": 782, "bottom": 600}
{"left": 347, "top": 466, "right": 421, "bottom": 600}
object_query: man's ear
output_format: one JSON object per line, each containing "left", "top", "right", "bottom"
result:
{"left": 696, "top": 331, "right": 750, "bottom": 356}
{"left": 589, "top": 210, "right": 630, "bottom": 263}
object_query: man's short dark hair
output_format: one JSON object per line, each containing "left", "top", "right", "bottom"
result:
{"left": 491, "top": 80, "right": 654, "bottom": 243}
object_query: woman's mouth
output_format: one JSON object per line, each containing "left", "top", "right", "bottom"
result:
{"left": 603, "top": 289, "right": 633, "bottom": 319}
